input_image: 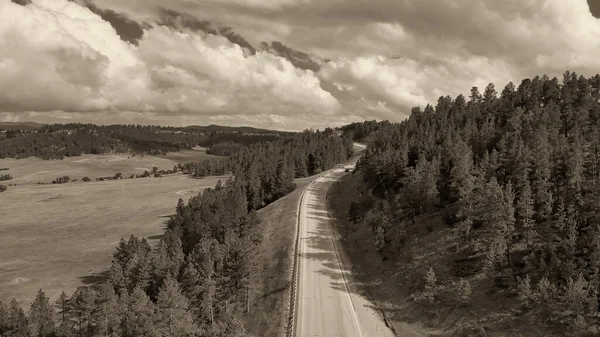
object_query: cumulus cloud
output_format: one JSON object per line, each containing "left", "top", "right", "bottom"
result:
{"left": 0, "top": 0, "right": 339, "bottom": 129}
{"left": 2, "top": 0, "right": 600, "bottom": 129}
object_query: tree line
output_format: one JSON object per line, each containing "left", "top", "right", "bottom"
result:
{"left": 0, "top": 129, "right": 354, "bottom": 336}
{"left": 347, "top": 71, "right": 600, "bottom": 329}
{"left": 0, "top": 124, "right": 283, "bottom": 160}
{"left": 338, "top": 120, "right": 392, "bottom": 143}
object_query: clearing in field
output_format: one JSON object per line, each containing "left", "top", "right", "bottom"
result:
{"left": 0, "top": 173, "right": 229, "bottom": 306}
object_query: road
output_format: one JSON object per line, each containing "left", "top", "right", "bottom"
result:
{"left": 294, "top": 152, "right": 395, "bottom": 337}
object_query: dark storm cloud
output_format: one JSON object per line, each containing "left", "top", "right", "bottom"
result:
{"left": 158, "top": 8, "right": 217, "bottom": 35}
{"left": 264, "top": 41, "right": 321, "bottom": 72}
{"left": 80, "top": 1, "right": 144, "bottom": 45}
{"left": 157, "top": 8, "right": 257, "bottom": 55}
{"left": 10, "top": 0, "right": 31, "bottom": 5}
{"left": 589, "top": 0, "right": 600, "bottom": 17}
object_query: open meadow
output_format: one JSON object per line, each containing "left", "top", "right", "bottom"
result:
{"left": 0, "top": 148, "right": 227, "bottom": 306}
{"left": 0, "top": 146, "right": 219, "bottom": 185}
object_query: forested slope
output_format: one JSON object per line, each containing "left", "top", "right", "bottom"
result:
{"left": 0, "top": 130, "right": 353, "bottom": 337}
{"left": 342, "top": 72, "right": 600, "bottom": 336}
{"left": 0, "top": 123, "right": 283, "bottom": 159}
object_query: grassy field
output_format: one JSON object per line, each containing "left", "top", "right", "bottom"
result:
{"left": 0, "top": 147, "right": 219, "bottom": 186}
{"left": 0, "top": 147, "right": 226, "bottom": 307}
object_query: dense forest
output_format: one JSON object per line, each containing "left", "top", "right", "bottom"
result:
{"left": 345, "top": 71, "right": 600, "bottom": 332}
{"left": 0, "top": 130, "right": 354, "bottom": 337}
{"left": 0, "top": 124, "right": 282, "bottom": 159}
{"left": 338, "top": 120, "right": 392, "bottom": 143}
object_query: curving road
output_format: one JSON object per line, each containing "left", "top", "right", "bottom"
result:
{"left": 294, "top": 150, "right": 395, "bottom": 337}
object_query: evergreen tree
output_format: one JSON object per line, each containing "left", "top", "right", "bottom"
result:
{"left": 54, "top": 292, "right": 71, "bottom": 337}
{"left": 69, "top": 286, "right": 95, "bottom": 337}
{"left": 516, "top": 172, "right": 536, "bottom": 253}
{"left": 93, "top": 282, "right": 120, "bottom": 337}
{"left": 531, "top": 126, "right": 554, "bottom": 221}
{"left": 121, "top": 287, "right": 156, "bottom": 337}
{"left": 502, "top": 182, "right": 516, "bottom": 268}
{"left": 155, "top": 278, "right": 197, "bottom": 337}
{"left": 0, "top": 300, "right": 7, "bottom": 335}
{"left": 29, "top": 289, "right": 55, "bottom": 337}
{"left": 7, "top": 298, "right": 29, "bottom": 337}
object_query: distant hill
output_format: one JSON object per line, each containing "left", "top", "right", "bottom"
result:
{"left": 0, "top": 122, "right": 288, "bottom": 160}
{"left": 184, "top": 124, "right": 291, "bottom": 134}
{"left": 0, "top": 122, "right": 45, "bottom": 130}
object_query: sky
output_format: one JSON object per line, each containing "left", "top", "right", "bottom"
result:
{"left": 1, "top": 0, "right": 600, "bottom": 131}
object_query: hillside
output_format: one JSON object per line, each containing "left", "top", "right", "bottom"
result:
{"left": 335, "top": 72, "right": 600, "bottom": 336}
{"left": 0, "top": 122, "right": 44, "bottom": 130}
{"left": 0, "top": 123, "right": 285, "bottom": 160}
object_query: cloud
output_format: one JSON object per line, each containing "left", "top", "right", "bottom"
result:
{"left": 2, "top": 0, "right": 600, "bottom": 130}
{"left": 0, "top": 0, "right": 340, "bottom": 129}
{"left": 319, "top": 55, "right": 515, "bottom": 120}
{"left": 80, "top": 0, "right": 145, "bottom": 45}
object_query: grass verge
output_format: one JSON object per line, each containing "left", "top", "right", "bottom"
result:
{"left": 243, "top": 177, "right": 311, "bottom": 337}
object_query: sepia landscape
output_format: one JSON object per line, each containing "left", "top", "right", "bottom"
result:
{"left": 2, "top": 0, "right": 600, "bottom": 337}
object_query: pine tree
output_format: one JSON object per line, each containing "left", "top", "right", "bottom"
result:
{"left": 176, "top": 198, "right": 185, "bottom": 216}
{"left": 223, "top": 234, "right": 256, "bottom": 301}
{"left": 93, "top": 282, "right": 120, "bottom": 337}
{"left": 29, "top": 289, "right": 55, "bottom": 337}
{"left": 532, "top": 126, "right": 553, "bottom": 221}
{"left": 155, "top": 278, "right": 197, "bottom": 337}
{"left": 69, "top": 286, "right": 95, "bottom": 337}
{"left": 54, "top": 291, "right": 71, "bottom": 337}
{"left": 181, "top": 241, "right": 218, "bottom": 324}
{"left": 0, "top": 300, "right": 7, "bottom": 335}
{"left": 398, "top": 158, "right": 439, "bottom": 219}
{"left": 516, "top": 173, "right": 536, "bottom": 253}
{"left": 121, "top": 287, "right": 156, "bottom": 337}
{"left": 502, "top": 182, "right": 516, "bottom": 268}
{"left": 450, "top": 142, "right": 479, "bottom": 244}
{"left": 480, "top": 178, "right": 507, "bottom": 271}
{"left": 424, "top": 267, "right": 437, "bottom": 303}
{"left": 109, "top": 261, "right": 127, "bottom": 295}
{"left": 565, "top": 137, "right": 585, "bottom": 209}
{"left": 7, "top": 298, "right": 29, "bottom": 337}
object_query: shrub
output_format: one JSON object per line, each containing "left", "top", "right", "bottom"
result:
{"left": 82, "top": 176, "right": 91, "bottom": 182}
{"left": 52, "top": 176, "right": 70, "bottom": 184}
{"left": 0, "top": 184, "right": 6, "bottom": 193}
{"left": 516, "top": 275, "right": 533, "bottom": 305}
{"left": 455, "top": 278, "right": 472, "bottom": 303}
{"left": 425, "top": 267, "right": 437, "bottom": 303}
{"left": 564, "top": 274, "right": 590, "bottom": 314}
{"left": 536, "top": 276, "right": 556, "bottom": 304}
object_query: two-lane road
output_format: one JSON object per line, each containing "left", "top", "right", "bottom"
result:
{"left": 294, "top": 162, "right": 395, "bottom": 337}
